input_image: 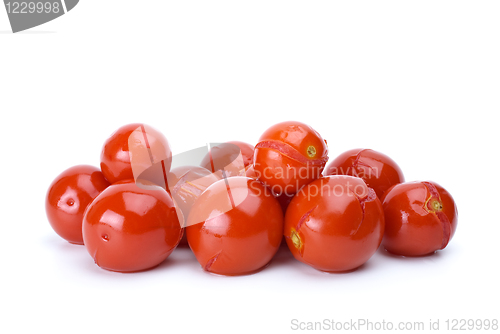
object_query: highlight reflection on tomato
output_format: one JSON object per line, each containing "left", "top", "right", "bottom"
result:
{"left": 324, "top": 148, "right": 405, "bottom": 199}
{"left": 100, "top": 123, "right": 172, "bottom": 184}
{"left": 381, "top": 181, "right": 458, "bottom": 256}
{"left": 253, "top": 121, "right": 328, "bottom": 196}
{"left": 186, "top": 177, "right": 283, "bottom": 276}
{"left": 285, "top": 175, "right": 384, "bottom": 272}
{"left": 46, "top": 165, "right": 110, "bottom": 245}
{"left": 82, "top": 180, "right": 182, "bottom": 272}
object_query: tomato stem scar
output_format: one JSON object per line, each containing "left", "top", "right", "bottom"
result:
{"left": 255, "top": 140, "right": 328, "bottom": 166}
{"left": 307, "top": 146, "right": 316, "bottom": 158}
{"left": 422, "top": 181, "right": 451, "bottom": 249}
{"left": 430, "top": 199, "right": 443, "bottom": 211}
{"left": 290, "top": 229, "right": 302, "bottom": 250}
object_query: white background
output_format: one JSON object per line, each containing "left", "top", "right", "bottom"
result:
{"left": 1, "top": 1, "right": 499, "bottom": 333}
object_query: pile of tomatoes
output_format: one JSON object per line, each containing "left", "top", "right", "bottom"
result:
{"left": 46, "top": 121, "right": 458, "bottom": 275}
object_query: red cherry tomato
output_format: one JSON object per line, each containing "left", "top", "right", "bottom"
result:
{"left": 100, "top": 123, "right": 172, "bottom": 185}
{"left": 200, "top": 141, "right": 254, "bottom": 177}
{"left": 46, "top": 165, "right": 110, "bottom": 245}
{"left": 82, "top": 181, "right": 182, "bottom": 272}
{"left": 167, "top": 165, "right": 220, "bottom": 245}
{"left": 381, "top": 181, "right": 458, "bottom": 256}
{"left": 284, "top": 175, "right": 384, "bottom": 272}
{"left": 186, "top": 177, "right": 283, "bottom": 276}
{"left": 228, "top": 141, "right": 254, "bottom": 169}
{"left": 253, "top": 121, "right": 328, "bottom": 196}
{"left": 324, "top": 148, "right": 405, "bottom": 198}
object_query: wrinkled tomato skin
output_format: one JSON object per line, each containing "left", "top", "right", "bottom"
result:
{"left": 200, "top": 141, "right": 254, "bottom": 177}
{"left": 46, "top": 165, "right": 110, "bottom": 245}
{"left": 254, "top": 149, "right": 321, "bottom": 195}
{"left": 324, "top": 148, "right": 404, "bottom": 199}
{"left": 168, "top": 166, "right": 220, "bottom": 246}
{"left": 253, "top": 121, "right": 328, "bottom": 196}
{"left": 284, "top": 175, "right": 384, "bottom": 273}
{"left": 82, "top": 181, "right": 182, "bottom": 272}
{"left": 381, "top": 181, "right": 458, "bottom": 257}
{"left": 186, "top": 177, "right": 283, "bottom": 276}
{"left": 228, "top": 141, "right": 255, "bottom": 169}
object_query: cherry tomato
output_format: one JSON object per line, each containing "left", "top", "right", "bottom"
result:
{"left": 284, "top": 175, "right": 384, "bottom": 272}
{"left": 167, "top": 165, "right": 220, "bottom": 245}
{"left": 46, "top": 165, "right": 110, "bottom": 245}
{"left": 228, "top": 141, "right": 255, "bottom": 169}
{"left": 253, "top": 121, "right": 328, "bottom": 196}
{"left": 186, "top": 177, "right": 283, "bottom": 276}
{"left": 381, "top": 181, "right": 458, "bottom": 256}
{"left": 82, "top": 180, "right": 182, "bottom": 272}
{"left": 324, "top": 148, "right": 405, "bottom": 199}
{"left": 200, "top": 141, "right": 254, "bottom": 177}
{"left": 100, "top": 123, "right": 172, "bottom": 185}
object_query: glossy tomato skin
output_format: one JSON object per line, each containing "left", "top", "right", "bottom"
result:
{"left": 253, "top": 121, "right": 328, "bottom": 196}
{"left": 324, "top": 148, "right": 405, "bottom": 199}
{"left": 381, "top": 181, "right": 458, "bottom": 256}
{"left": 285, "top": 175, "right": 384, "bottom": 272}
{"left": 186, "top": 177, "right": 283, "bottom": 276}
{"left": 100, "top": 123, "right": 172, "bottom": 184}
{"left": 82, "top": 181, "right": 182, "bottom": 272}
{"left": 100, "top": 123, "right": 141, "bottom": 183}
{"left": 167, "top": 166, "right": 220, "bottom": 245}
{"left": 46, "top": 165, "right": 110, "bottom": 245}
{"left": 228, "top": 141, "right": 255, "bottom": 169}
{"left": 200, "top": 141, "right": 255, "bottom": 177}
